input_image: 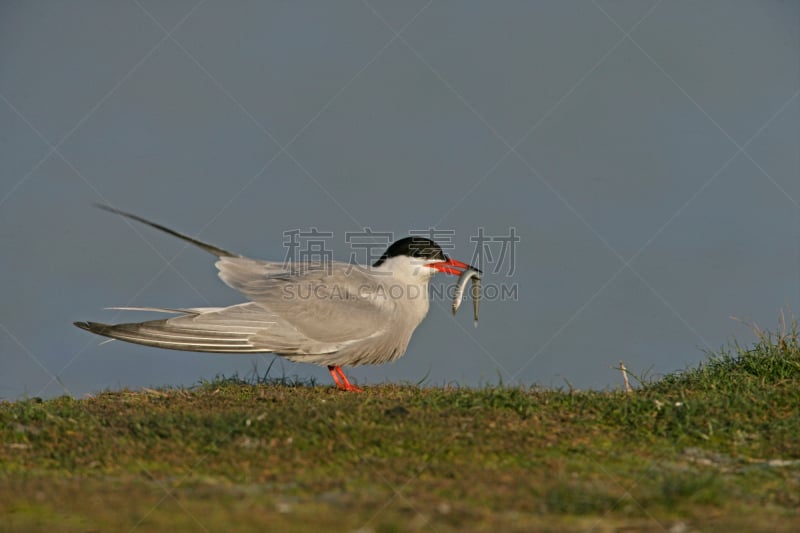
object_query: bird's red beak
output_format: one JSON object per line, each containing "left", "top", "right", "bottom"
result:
{"left": 427, "top": 257, "right": 478, "bottom": 276}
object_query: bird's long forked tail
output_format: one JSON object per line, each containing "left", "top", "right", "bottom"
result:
{"left": 94, "top": 204, "right": 240, "bottom": 258}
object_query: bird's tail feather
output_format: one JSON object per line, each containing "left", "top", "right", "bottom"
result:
{"left": 104, "top": 306, "right": 224, "bottom": 315}
{"left": 94, "top": 204, "right": 240, "bottom": 258}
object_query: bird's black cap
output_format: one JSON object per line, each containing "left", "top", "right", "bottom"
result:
{"left": 373, "top": 237, "right": 447, "bottom": 267}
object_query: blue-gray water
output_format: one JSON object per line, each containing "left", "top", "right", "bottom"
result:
{"left": 1, "top": 1, "right": 798, "bottom": 399}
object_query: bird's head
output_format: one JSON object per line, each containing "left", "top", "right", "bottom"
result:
{"left": 372, "top": 236, "right": 480, "bottom": 280}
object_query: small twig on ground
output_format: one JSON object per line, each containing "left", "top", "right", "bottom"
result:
{"left": 619, "top": 361, "right": 632, "bottom": 394}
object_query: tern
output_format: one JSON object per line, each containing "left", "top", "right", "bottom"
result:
{"left": 74, "top": 206, "right": 479, "bottom": 392}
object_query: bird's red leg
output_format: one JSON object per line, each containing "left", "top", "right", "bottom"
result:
{"left": 330, "top": 365, "right": 362, "bottom": 393}
{"left": 328, "top": 366, "right": 344, "bottom": 389}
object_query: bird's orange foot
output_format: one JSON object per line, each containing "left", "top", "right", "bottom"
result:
{"left": 328, "top": 365, "right": 363, "bottom": 393}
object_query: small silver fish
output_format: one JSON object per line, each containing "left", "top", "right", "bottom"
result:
{"left": 452, "top": 268, "right": 481, "bottom": 327}
{"left": 470, "top": 275, "right": 480, "bottom": 328}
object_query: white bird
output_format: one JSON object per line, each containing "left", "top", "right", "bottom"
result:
{"left": 74, "top": 206, "right": 478, "bottom": 392}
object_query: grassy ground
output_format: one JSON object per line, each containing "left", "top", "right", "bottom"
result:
{"left": 2, "top": 320, "right": 799, "bottom": 532}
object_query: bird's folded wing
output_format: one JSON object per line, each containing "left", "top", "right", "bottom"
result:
{"left": 78, "top": 302, "right": 345, "bottom": 355}
{"left": 215, "top": 257, "right": 394, "bottom": 344}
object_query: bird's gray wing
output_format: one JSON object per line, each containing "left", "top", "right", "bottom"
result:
{"left": 216, "top": 257, "right": 394, "bottom": 345}
{"left": 75, "top": 302, "right": 345, "bottom": 355}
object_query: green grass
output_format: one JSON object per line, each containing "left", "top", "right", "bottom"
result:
{"left": 1, "top": 318, "right": 799, "bottom": 532}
